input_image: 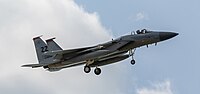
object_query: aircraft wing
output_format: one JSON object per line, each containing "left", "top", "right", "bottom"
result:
{"left": 43, "top": 46, "right": 94, "bottom": 56}
{"left": 60, "top": 53, "right": 128, "bottom": 69}
{"left": 21, "top": 64, "right": 48, "bottom": 68}
{"left": 43, "top": 37, "right": 125, "bottom": 57}
{"left": 43, "top": 45, "right": 108, "bottom": 60}
{"left": 60, "top": 50, "right": 128, "bottom": 70}
{"left": 44, "top": 39, "right": 121, "bottom": 56}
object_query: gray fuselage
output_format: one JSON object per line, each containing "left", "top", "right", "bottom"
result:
{"left": 61, "top": 31, "right": 177, "bottom": 66}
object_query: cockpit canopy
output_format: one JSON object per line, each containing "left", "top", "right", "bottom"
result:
{"left": 136, "top": 29, "right": 152, "bottom": 34}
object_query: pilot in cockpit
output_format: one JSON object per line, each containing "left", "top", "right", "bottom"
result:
{"left": 136, "top": 29, "right": 148, "bottom": 34}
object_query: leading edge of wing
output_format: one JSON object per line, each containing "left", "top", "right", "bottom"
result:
{"left": 21, "top": 64, "right": 47, "bottom": 68}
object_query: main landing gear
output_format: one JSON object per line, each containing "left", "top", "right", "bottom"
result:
{"left": 94, "top": 67, "right": 101, "bottom": 75}
{"left": 84, "top": 66, "right": 91, "bottom": 73}
{"left": 129, "top": 48, "right": 136, "bottom": 65}
{"left": 84, "top": 66, "right": 101, "bottom": 75}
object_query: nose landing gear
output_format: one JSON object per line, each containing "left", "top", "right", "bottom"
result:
{"left": 131, "top": 59, "right": 136, "bottom": 65}
{"left": 129, "top": 48, "right": 136, "bottom": 65}
{"left": 94, "top": 67, "right": 101, "bottom": 75}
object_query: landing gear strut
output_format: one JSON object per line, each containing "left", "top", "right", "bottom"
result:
{"left": 84, "top": 66, "right": 91, "bottom": 73}
{"left": 129, "top": 48, "right": 136, "bottom": 65}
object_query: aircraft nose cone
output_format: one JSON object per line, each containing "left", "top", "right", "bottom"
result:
{"left": 159, "top": 32, "right": 178, "bottom": 41}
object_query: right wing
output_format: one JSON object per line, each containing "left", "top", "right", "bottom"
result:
{"left": 43, "top": 37, "right": 124, "bottom": 58}
{"left": 43, "top": 46, "right": 94, "bottom": 56}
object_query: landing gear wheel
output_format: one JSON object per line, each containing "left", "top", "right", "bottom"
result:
{"left": 94, "top": 68, "right": 101, "bottom": 75}
{"left": 129, "top": 49, "right": 136, "bottom": 65}
{"left": 131, "top": 59, "right": 136, "bottom": 65}
{"left": 84, "top": 66, "right": 91, "bottom": 73}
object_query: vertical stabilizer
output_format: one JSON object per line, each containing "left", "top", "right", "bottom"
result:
{"left": 33, "top": 36, "right": 48, "bottom": 63}
{"left": 46, "top": 38, "right": 63, "bottom": 51}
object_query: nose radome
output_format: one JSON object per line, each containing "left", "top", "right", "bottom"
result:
{"left": 159, "top": 32, "right": 178, "bottom": 41}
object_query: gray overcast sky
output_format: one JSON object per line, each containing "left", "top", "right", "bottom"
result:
{"left": 0, "top": 0, "right": 199, "bottom": 94}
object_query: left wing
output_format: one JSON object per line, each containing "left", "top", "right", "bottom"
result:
{"left": 43, "top": 45, "right": 106, "bottom": 61}
{"left": 21, "top": 63, "right": 48, "bottom": 68}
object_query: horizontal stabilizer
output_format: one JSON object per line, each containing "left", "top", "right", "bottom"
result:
{"left": 46, "top": 37, "right": 63, "bottom": 51}
{"left": 21, "top": 64, "right": 47, "bottom": 68}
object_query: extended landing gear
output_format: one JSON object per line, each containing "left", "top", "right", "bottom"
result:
{"left": 84, "top": 66, "right": 91, "bottom": 73}
{"left": 84, "top": 66, "right": 101, "bottom": 75}
{"left": 94, "top": 67, "right": 101, "bottom": 75}
{"left": 131, "top": 59, "right": 136, "bottom": 65}
{"left": 129, "top": 48, "right": 136, "bottom": 65}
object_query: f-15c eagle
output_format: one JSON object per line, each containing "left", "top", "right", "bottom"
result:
{"left": 22, "top": 29, "right": 178, "bottom": 75}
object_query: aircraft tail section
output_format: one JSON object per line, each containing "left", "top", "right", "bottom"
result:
{"left": 22, "top": 36, "right": 64, "bottom": 69}
{"left": 46, "top": 38, "right": 63, "bottom": 51}
{"left": 33, "top": 36, "right": 49, "bottom": 63}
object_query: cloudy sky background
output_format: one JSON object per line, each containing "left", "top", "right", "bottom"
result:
{"left": 0, "top": 0, "right": 199, "bottom": 94}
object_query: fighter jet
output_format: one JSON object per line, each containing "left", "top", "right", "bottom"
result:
{"left": 22, "top": 29, "right": 178, "bottom": 75}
